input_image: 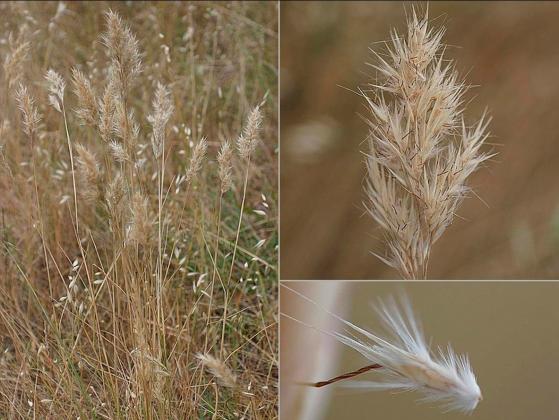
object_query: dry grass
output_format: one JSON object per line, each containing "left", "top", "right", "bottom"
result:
{"left": 363, "top": 8, "right": 493, "bottom": 279}
{"left": 0, "top": 2, "right": 277, "bottom": 419}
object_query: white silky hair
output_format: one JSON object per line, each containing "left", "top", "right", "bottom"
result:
{"left": 282, "top": 286, "right": 482, "bottom": 414}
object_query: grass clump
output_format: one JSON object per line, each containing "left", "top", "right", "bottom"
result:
{"left": 0, "top": 2, "right": 277, "bottom": 418}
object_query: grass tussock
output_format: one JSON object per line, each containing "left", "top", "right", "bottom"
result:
{"left": 0, "top": 2, "right": 277, "bottom": 418}
{"left": 363, "top": 7, "right": 493, "bottom": 279}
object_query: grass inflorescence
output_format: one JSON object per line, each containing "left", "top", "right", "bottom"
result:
{"left": 362, "top": 7, "right": 493, "bottom": 279}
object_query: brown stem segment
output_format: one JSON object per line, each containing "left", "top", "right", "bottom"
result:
{"left": 313, "top": 363, "right": 382, "bottom": 388}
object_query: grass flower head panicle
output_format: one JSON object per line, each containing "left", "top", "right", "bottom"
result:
{"left": 186, "top": 137, "right": 208, "bottom": 183}
{"left": 196, "top": 353, "right": 237, "bottom": 388}
{"left": 98, "top": 79, "right": 118, "bottom": 143}
{"left": 15, "top": 84, "right": 42, "bottom": 138}
{"left": 237, "top": 105, "right": 263, "bottom": 160}
{"left": 282, "top": 285, "right": 482, "bottom": 414}
{"left": 71, "top": 68, "right": 98, "bottom": 126}
{"left": 114, "top": 100, "right": 140, "bottom": 146}
{"left": 217, "top": 140, "right": 234, "bottom": 193}
{"left": 106, "top": 171, "right": 126, "bottom": 217}
{"left": 363, "top": 7, "right": 493, "bottom": 279}
{"left": 44, "top": 69, "right": 66, "bottom": 112}
{"left": 4, "top": 37, "right": 31, "bottom": 89}
{"left": 4, "top": 38, "right": 30, "bottom": 90}
{"left": 148, "top": 82, "right": 174, "bottom": 159}
{"left": 101, "top": 10, "right": 142, "bottom": 94}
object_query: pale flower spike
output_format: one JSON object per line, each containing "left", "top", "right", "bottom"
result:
{"left": 363, "top": 7, "right": 494, "bottom": 279}
{"left": 282, "top": 285, "right": 482, "bottom": 414}
{"left": 237, "top": 105, "right": 263, "bottom": 159}
{"left": 45, "top": 69, "right": 66, "bottom": 112}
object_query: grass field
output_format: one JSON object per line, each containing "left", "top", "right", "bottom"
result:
{"left": 0, "top": 2, "right": 277, "bottom": 418}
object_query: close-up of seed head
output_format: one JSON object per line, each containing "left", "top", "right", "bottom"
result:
{"left": 363, "top": 7, "right": 493, "bottom": 279}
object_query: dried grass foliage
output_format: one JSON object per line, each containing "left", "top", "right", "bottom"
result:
{"left": 0, "top": 2, "right": 277, "bottom": 418}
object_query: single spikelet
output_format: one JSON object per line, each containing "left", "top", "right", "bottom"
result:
{"left": 148, "top": 82, "right": 174, "bottom": 159}
{"left": 217, "top": 140, "right": 233, "bottom": 193}
{"left": 71, "top": 68, "right": 98, "bottom": 126}
{"left": 101, "top": 10, "right": 142, "bottom": 94}
{"left": 4, "top": 37, "right": 30, "bottom": 90}
{"left": 237, "top": 105, "right": 262, "bottom": 159}
{"left": 186, "top": 137, "right": 208, "bottom": 183}
{"left": 128, "top": 192, "right": 151, "bottom": 245}
{"left": 75, "top": 143, "right": 101, "bottom": 203}
{"left": 14, "top": 84, "right": 42, "bottom": 138}
{"left": 283, "top": 285, "right": 482, "bottom": 414}
{"left": 44, "top": 69, "right": 66, "bottom": 113}
{"left": 196, "top": 353, "right": 237, "bottom": 388}
{"left": 363, "top": 8, "right": 493, "bottom": 279}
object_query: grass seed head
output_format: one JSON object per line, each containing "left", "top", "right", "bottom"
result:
{"left": 186, "top": 137, "right": 208, "bottom": 183}
{"left": 363, "top": 7, "right": 492, "bottom": 279}
{"left": 196, "top": 353, "right": 237, "bottom": 388}
{"left": 101, "top": 10, "right": 142, "bottom": 95}
{"left": 148, "top": 82, "right": 174, "bottom": 159}
{"left": 44, "top": 69, "right": 66, "bottom": 112}
{"left": 15, "top": 84, "right": 42, "bottom": 138}
{"left": 4, "top": 38, "right": 30, "bottom": 90}
{"left": 284, "top": 286, "right": 482, "bottom": 414}
{"left": 218, "top": 140, "right": 234, "bottom": 193}
{"left": 71, "top": 68, "right": 98, "bottom": 126}
{"left": 237, "top": 105, "right": 263, "bottom": 159}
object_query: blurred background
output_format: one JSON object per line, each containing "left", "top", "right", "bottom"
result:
{"left": 280, "top": 281, "right": 559, "bottom": 419}
{"left": 280, "top": 1, "right": 559, "bottom": 279}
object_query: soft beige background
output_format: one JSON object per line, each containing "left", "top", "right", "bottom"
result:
{"left": 280, "top": 281, "right": 559, "bottom": 419}
{"left": 280, "top": 1, "right": 559, "bottom": 279}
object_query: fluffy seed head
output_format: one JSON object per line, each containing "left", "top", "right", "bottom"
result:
{"left": 237, "top": 105, "right": 262, "bottom": 159}
{"left": 284, "top": 287, "right": 482, "bottom": 414}
{"left": 196, "top": 353, "right": 237, "bottom": 388}
{"left": 114, "top": 101, "right": 139, "bottom": 146}
{"left": 15, "top": 84, "right": 42, "bottom": 137}
{"left": 101, "top": 10, "right": 142, "bottom": 94}
{"left": 186, "top": 137, "right": 207, "bottom": 183}
{"left": 148, "top": 82, "right": 174, "bottom": 159}
{"left": 363, "top": 7, "right": 492, "bottom": 279}
{"left": 44, "top": 69, "right": 66, "bottom": 112}
{"left": 109, "top": 140, "right": 129, "bottom": 163}
{"left": 71, "top": 68, "right": 98, "bottom": 126}
{"left": 217, "top": 140, "right": 233, "bottom": 193}
{"left": 4, "top": 38, "right": 30, "bottom": 90}
{"left": 98, "top": 79, "right": 118, "bottom": 143}
{"left": 106, "top": 172, "right": 126, "bottom": 215}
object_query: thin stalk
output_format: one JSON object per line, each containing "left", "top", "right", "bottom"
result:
{"left": 205, "top": 192, "right": 223, "bottom": 352}
{"left": 157, "top": 148, "right": 166, "bottom": 351}
{"left": 221, "top": 156, "right": 251, "bottom": 356}
{"left": 61, "top": 103, "right": 80, "bottom": 237}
